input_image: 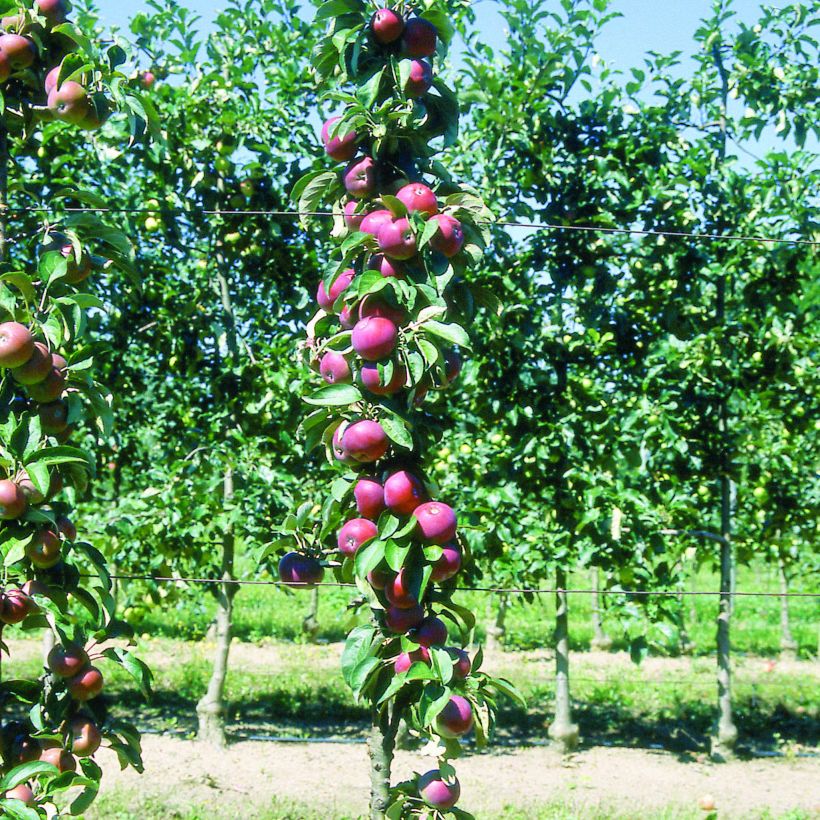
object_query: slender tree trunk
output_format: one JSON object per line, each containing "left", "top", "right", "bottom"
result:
{"left": 485, "top": 592, "right": 508, "bottom": 652}
{"left": 778, "top": 557, "right": 797, "bottom": 660}
{"left": 369, "top": 704, "right": 400, "bottom": 819}
{"left": 549, "top": 566, "right": 578, "bottom": 753}
{"left": 196, "top": 467, "right": 236, "bottom": 746}
{"left": 712, "top": 475, "right": 738, "bottom": 760}
{"left": 590, "top": 568, "right": 612, "bottom": 651}
{"left": 302, "top": 587, "right": 320, "bottom": 642}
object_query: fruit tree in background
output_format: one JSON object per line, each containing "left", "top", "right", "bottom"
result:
{"left": 273, "top": 0, "right": 521, "bottom": 816}
{"left": 0, "top": 1, "right": 152, "bottom": 814}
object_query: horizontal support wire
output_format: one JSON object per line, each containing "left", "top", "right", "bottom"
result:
{"left": 3, "top": 205, "right": 817, "bottom": 246}
{"left": 85, "top": 573, "right": 820, "bottom": 598}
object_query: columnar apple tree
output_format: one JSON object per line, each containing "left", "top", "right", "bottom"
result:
{"left": 273, "top": 0, "right": 520, "bottom": 816}
{"left": 0, "top": 1, "right": 151, "bottom": 814}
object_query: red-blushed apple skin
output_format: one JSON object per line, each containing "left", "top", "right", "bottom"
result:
{"left": 411, "top": 615, "right": 448, "bottom": 647}
{"left": 45, "top": 65, "right": 61, "bottom": 95}
{"left": 56, "top": 515, "right": 77, "bottom": 541}
{"left": 404, "top": 59, "right": 433, "bottom": 98}
{"left": 448, "top": 647, "right": 472, "bottom": 679}
{"left": 47, "top": 643, "right": 89, "bottom": 678}
{"left": 342, "top": 419, "right": 389, "bottom": 463}
{"left": 339, "top": 304, "right": 356, "bottom": 329}
{"left": 370, "top": 8, "right": 404, "bottom": 44}
{"left": 48, "top": 81, "right": 89, "bottom": 124}
{"left": 4, "top": 783, "right": 35, "bottom": 805}
{"left": 343, "top": 155, "right": 376, "bottom": 198}
{"left": 367, "top": 567, "right": 393, "bottom": 590}
{"left": 321, "top": 116, "right": 358, "bottom": 162}
{"left": 319, "top": 351, "right": 352, "bottom": 384}
{"left": 358, "top": 297, "right": 406, "bottom": 326}
{"left": 332, "top": 423, "right": 356, "bottom": 465}
{"left": 278, "top": 552, "right": 324, "bottom": 587}
{"left": 40, "top": 745, "right": 76, "bottom": 772}
{"left": 431, "top": 542, "right": 462, "bottom": 582}
{"left": 67, "top": 666, "right": 104, "bottom": 701}
{"left": 141, "top": 71, "right": 156, "bottom": 88}
{"left": 39, "top": 401, "right": 69, "bottom": 434}
{"left": 418, "top": 770, "right": 460, "bottom": 811}
{"left": 385, "top": 567, "right": 419, "bottom": 609}
{"left": 344, "top": 200, "right": 365, "bottom": 231}
{"left": 0, "top": 34, "right": 35, "bottom": 69}
{"left": 394, "top": 646, "right": 430, "bottom": 673}
{"left": 435, "top": 694, "right": 474, "bottom": 738}
{"left": 396, "top": 182, "right": 438, "bottom": 216}
{"left": 0, "top": 479, "right": 26, "bottom": 520}
{"left": 413, "top": 502, "right": 457, "bottom": 544}
{"left": 352, "top": 316, "right": 398, "bottom": 361}
{"left": 27, "top": 367, "right": 66, "bottom": 403}
{"left": 11, "top": 732, "right": 41, "bottom": 764}
{"left": 429, "top": 213, "right": 465, "bottom": 257}
{"left": 317, "top": 268, "right": 354, "bottom": 312}
{"left": 444, "top": 349, "right": 462, "bottom": 385}
{"left": 12, "top": 342, "right": 53, "bottom": 385}
{"left": 25, "top": 529, "right": 62, "bottom": 569}
{"left": 69, "top": 716, "right": 101, "bottom": 757}
{"left": 384, "top": 603, "right": 424, "bottom": 633}
{"left": 354, "top": 477, "right": 385, "bottom": 520}
{"left": 337, "top": 518, "right": 378, "bottom": 556}
{"left": 36, "top": 0, "right": 70, "bottom": 24}
{"left": 402, "top": 17, "right": 438, "bottom": 57}
{"left": 368, "top": 253, "right": 404, "bottom": 278}
{"left": 16, "top": 470, "right": 45, "bottom": 504}
{"left": 359, "top": 209, "right": 394, "bottom": 237}
{"left": 0, "top": 322, "right": 35, "bottom": 368}
{"left": 0, "top": 51, "right": 10, "bottom": 84}
{"left": 378, "top": 217, "right": 418, "bottom": 260}
{"left": 384, "top": 470, "right": 427, "bottom": 516}
{"left": 51, "top": 353, "right": 67, "bottom": 372}
{"left": 359, "top": 361, "right": 406, "bottom": 396}
{"left": 0, "top": 588, "right": 30, "bottom": 624}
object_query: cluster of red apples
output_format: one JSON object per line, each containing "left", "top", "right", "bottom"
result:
{"left": 1, "top": 0, "right": 110, "bottom": 130}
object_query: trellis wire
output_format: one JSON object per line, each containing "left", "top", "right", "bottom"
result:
{"left": 87, "top": 573, "right": 820, "bottom": 598}
{"left": 4, "top": 205, "right": 818, "bottom": 246}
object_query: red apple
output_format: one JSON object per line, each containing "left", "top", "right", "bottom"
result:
{"left": 413, "top": 502, "right": 457, "bottom": 544}
{"left": 359, "top": 361, "right": 406, "bottom": 396}
{"left": 386, "top": 567, "right": 419, "bottom": 609}
{"left": 404, "top": 59, "right": 433, "bottom": 98}
{"left": 141, "top": 70, "right": 156, "bottom": 88}
{"left": 51, "top": 352, "right": 67, "bottom": 372}
{"left": 48, "top": 642, "right": 89, "bottom": 677}
{"left": 394, "top": 646, "right": 430, "bottom": 673}
{"left": 0, "top": 588, "right": 30, "bottom": 624}
{"left": 40, "top": 745, "right": 76, "bottom": 772}
{"left": 0, "top": 34, "right": 35, "bottom": 69}
{"left": 317, "top": 268, "right": 354, "bottom": 312}
{"left": 48, "top": 81, "right": 89, "bottom": 124}
{"left": 0, "top": 322, "right": 34, "bottom": 368}
{"left": 418, "top": 770, "right": 460, "bottom": 811}
{"left": 402, "top": 17, "right": 438, "bottom": 57}
{"left": 378, "top": 217, "right": 417, "bottom": 260}
{"left": 342, "top": 419, "right": 389, "bottom": 462}
{"left": 332, "top": 422, "right": 356, "bottom": 465}
{"left": 385, "top": 603, "right": 424, "bottom": 633}
{"left": 429, "top": 214, "right": 464, "bottom": 257}
{"left": 67, "top": 666, "right": 103, "bottom": 701}
{"left": 360, "top": 209, "right": 394, "bottom": 237}
{"left": 27, "top": 367, "right": 66, "bottom": 403}
{"left": 431, "top": 542, "right": 462, "bottom": 582}
{"left": 45, "top": 66, "right": 61, "bottom": 95}
{"left": 411, "top": 615, "right": 448, "bottom": 647}
{"left": 12, "top": 342, "right": 53, "bottom": 385}
{"left": 384, "top": 470, "right": 426, "bottom": 516}
{"left": 0, "top": 51, "right": 10, "bottom": 84}
{"left": 25, "top": 529, "right": 61, "bottom": 569}
{"left": 448, "top": 647, "right": 471, "bottom": 679}
{"left": 339, "top": 304, "right": 356, "bottom": 329}
{"left": 396, "top": 182, "right": 438, "bottom": 216}
{"left": 435, "top": 695, "right": 473, "bottom": 738}
{"left": 4, "top": 783, "right": 35, "bottom": 805}
{"left": 358, "top": 297, "right": 406, "bottom": 325}
{"left": 343, "top": 155, "right": 376, "bottom": 199}
{"left": 367, "top": 567, "right": 393, "bottom": 589}
{"left": 39, "top": 400, "right": 69, "bottom": 434}
{"left": 35, "top": 0, "right": 71, "bottom": 25}
{"left": 69, "top": 716, "right": 101, "bottom": 757}
{"left": 56, "top": 515, "right": 77, "bottom": 541}
{"left": 278, "top": 552, "right": 324, "bottom": 587}
{"left": 337, "top": 518, "right": 378, "bottom": 556}
{"left": 321, "top": 116, "right": 358, "bottom": 162}
{"left": 354, "top": 477, "right": 385, "bottom": 520}
{"left": 319, "top": 351, "right": 352, "bottom": 385}
{"left": 368, "top": 253, "right": 404, "bottom": 278}
{"left": 371, "top": 8, "right": 404, "bottom": 44}
{"left": 16, "top": 470, "right": 44, "bottom": 504}
{"left": 444, "top": 349, "right": 462, "bottom": 384}
{"left": 0, "top": 479, "right": 26, "bottom": 519}
{"left": 344, "top": 200, "right": 365, "bottom": 231}
{"left": 352, "top": 316, "right": 398, "bottom": 361}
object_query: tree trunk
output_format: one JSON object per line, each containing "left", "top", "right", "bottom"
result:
{"left": 485, "top": 592, "right": 508, "bottom": 652}
{"left": 712, "top": 475, "right": 738, "bottom": 760}
{"left": 196, "top": 467, "right": 236, "bottom": 746}
{"left": 302, "top": 587, "right": 320, "bottom": 643}
{"left": 548, "top": 567, "right": 578, "bottom": 753}
{"left": 778, "top": 556, "right": 797, "bottom": 660}
{"left": 368, "top": 704, "right": 399, "bottom": 819}
{"left": 590, "top": 567, "right": 612, "bottom": 651}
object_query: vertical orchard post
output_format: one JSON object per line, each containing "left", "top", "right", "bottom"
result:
{"left": 272, "top": 2, "right": 523, "bottom": 815}
{"left": 548, "top": 567, "right": 579, "bottom": 753}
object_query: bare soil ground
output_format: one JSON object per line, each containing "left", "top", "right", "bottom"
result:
{"left": 92, "top": 734, "right": 819, "bottom": 819}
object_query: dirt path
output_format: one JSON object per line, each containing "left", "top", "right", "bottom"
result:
{"left": 92, "top": 734, "right": 819, "bottom": 818}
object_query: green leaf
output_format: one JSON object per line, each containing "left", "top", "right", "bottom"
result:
{"left": 380, "top": 415, "right": 413, "bottom": 450}
{"left": 423, "top": 320, "right": 471, "bottom": 350}
{"left": 303, "top": 384, "right": 363, "bottom": 406}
